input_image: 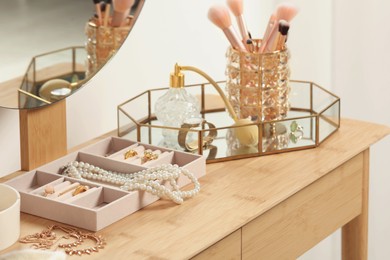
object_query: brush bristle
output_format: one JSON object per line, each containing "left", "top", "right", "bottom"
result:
{"left": 100, "top": 2, "right": 106, "bottom": 11}
{"left": 276, "top": 2, "right": 299, "bottom": 22}
{"left": 278, "top": 20, "right": 290, "bottom": 35}
{"left": 226, "top": 0, "right": 243, "bottom": 16}
{"left": 208, "top": 5, "right": 232, "bottom": 30}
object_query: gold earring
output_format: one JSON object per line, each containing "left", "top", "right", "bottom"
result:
{"left": 141, "top": 150, "right": 159, "bottom": 163}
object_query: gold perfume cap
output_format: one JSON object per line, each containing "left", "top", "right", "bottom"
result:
{"left": 170, "top": 63, "right": 184, "bottom": 88}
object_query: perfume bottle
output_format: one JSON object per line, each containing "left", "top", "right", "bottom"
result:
{"left": 155, "top": 64, "right": 201, "bottom": 149}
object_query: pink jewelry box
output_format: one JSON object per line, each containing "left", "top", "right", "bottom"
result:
{"left": 5, "top": 137, "right": 205, "bottom": 231}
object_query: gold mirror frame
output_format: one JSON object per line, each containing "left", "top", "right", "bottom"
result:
{"left": 0, "top": 0, "right": 145, "bottom": 110}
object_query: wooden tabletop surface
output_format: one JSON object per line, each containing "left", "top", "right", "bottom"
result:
{"left": 1, "top": 118, "right": 389, "bottom": 259}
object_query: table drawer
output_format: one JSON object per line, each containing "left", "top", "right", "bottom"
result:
{"left": 242, "top": 153, "right": 364, "bottom": 259}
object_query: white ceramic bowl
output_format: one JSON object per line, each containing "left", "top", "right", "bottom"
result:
{"left": 0, "top": 184, "right": 20, "bottom": 251}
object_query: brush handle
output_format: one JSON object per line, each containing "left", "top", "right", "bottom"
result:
{"left": 236, "top": 15, "right": 251, "bottom": 51}
{"left": 259, "top": 15, "right": 276, "bottom": 53}
{"left": 95, "top": 4, "right": 103, "bottom": 25}
{"left": 112, "top": 10, "right": 129, "bottom": 26}
{"left": 236, "top": 15, "right": 249, "bottom": 41}
{"left": 104, "top": 3, "right": 111, "bottom": 26}
{"left": 262, "top": 22, "right": 279, "bottom": 53}
{"left": 112, "top": 0, "right": 134, "bottom": 27}
{"left": 265, "top": 28, "right": 285, "bottom": 52}
{"left": 223, "top": 26, "right": 247, "bottom": 52}
{"left": 275, "top": 33, "right": 287, "bottom": 51}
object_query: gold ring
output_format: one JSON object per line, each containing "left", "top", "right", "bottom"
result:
{"left": 178, "top": 120, "right": 218, "bottom": 152}
{"left": 72, "top": 185, "right": 89, "bottom": 196}
{"left": 124, "top": 149, "right": 138, "bottom": 159}
{"left": 141, "top": 150, "right": 159, "bottom": 163}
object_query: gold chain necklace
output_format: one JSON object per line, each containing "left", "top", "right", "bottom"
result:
{"left": 19, "top": 224, "right": 106, "bottom": 256}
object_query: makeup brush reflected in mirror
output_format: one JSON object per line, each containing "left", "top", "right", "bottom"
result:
{"left": 112, "top": 0, "right": 135, "bottom": 27}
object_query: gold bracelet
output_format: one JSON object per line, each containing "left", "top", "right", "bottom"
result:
{"left": 178, "top": 119, "right": 218, "bottom": 152}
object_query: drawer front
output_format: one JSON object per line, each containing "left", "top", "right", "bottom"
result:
{"left": 242, "top": 153, "right": 364, "bottom": 259}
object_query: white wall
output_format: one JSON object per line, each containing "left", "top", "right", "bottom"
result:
{"left": 331, "top": 0, "right": 390, "bottom": 259}
{"left": 301, "top": 0, "right": 390, "bottom": 259}
{"left": 1, "top": 0, "right": 389, "bottom": 258}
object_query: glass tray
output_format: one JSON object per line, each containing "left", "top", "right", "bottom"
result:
{"left": 117, "top": 80, "right": 340, "bottom": 163}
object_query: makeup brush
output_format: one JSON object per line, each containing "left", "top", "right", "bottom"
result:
{"left": 226, "top": 0, "right": 250, "bottom": 50}
{"left": 260, "top": 2, "right": 299, "bottom": 53}
{"left": 246, "top": 39, "right": 254, "bottom": 53}
{"left": 100, "top": 1, "right": 106, "bottom": 17}
{"left": 93, "top": 0, "right": 103, "bottom": 25}
{"left": 104, "top": 0, "right": 112, "bottom": 26}
{"left": 275, "top": 20, "right": 290, "bottom": 50}
{"left": 208, "top": 5, "right": 246, "bottom": 52}
{"left": 112, "top": 0, "right": 135, "bottom": 27}
{"left": 264, "top": 19, "right": 290, "bottom": 52}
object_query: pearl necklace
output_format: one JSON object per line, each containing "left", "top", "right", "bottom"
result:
{"left": 61, "top": 161, "right": 200, "bottom": 204}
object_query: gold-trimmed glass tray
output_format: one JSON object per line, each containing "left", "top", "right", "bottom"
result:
{"left": 117, "top": 80, "right": 340, "bottom": 163}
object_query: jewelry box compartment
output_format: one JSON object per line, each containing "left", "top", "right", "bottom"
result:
{"left": 5, "top": 170, "right": 135, "bottom": 231}
{"left": 6, "top": 137, "right": 206, "bottom": 231}
{"left": 78, "top": 136, "right": 203, "bottom": 171}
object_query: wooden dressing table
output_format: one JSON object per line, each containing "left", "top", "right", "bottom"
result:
{"left": 1, "top": 118, "right": 389, "bottom": 259}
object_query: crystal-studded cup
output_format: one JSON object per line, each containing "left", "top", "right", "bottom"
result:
{"left": 85, "top": 17, "right": 131, "bottom": 75}
{"left": 225, "top": 43, "right": 290, "bottom": 122}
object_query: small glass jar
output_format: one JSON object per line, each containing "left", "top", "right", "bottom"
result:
{"left": 225, "top": 42, "right": 291, "bottom": 122}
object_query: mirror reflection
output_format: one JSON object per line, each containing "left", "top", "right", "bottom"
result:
{"left": 0, "top": 0, "right": 144, "bottom": 110}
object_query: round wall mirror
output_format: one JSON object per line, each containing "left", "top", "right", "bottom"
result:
{"left": 0, "top": 0, "right": 144, "bottom": 110}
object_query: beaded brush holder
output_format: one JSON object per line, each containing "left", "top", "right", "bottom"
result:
{"left": 85, "top": 17, "right": 132, "bottom": 75}
{"left": 225, "top": 43, "right": 290, "bottom": 122}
